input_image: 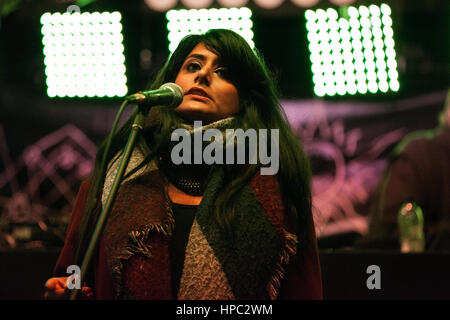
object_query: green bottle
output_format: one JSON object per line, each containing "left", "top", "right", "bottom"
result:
{"left": 397, "top": 201, "right": 425, "bottom": 253}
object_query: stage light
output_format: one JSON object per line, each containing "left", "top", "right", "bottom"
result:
{"left": 369, "top": 4, "right": 380, "bottom": 16}
{"left": 291, "top": 0, "right": 320, "bottom": 8}
{"left": 314, "top": 85, "right": 326, "bottom": 97}
{"left": 371, "top": 16, "right": 382, "bottom": 28}
{"left": 305, "top": 3, "right": 399, "bottom": 96}
{"left": 348, "top": 6, "right": 359, "bottom": 18}
{"left": 382, "top": 15, "right": 392, "bottom": 27}
{"left": 379, "top": 81, "right": 389, "bottom": 93}
{"left": 253, "top": 0, "right": 284, "bottom": 9}
{"left": 40, "top": 11, "right": 127, "bottom": 98}
{"left": 329, "top": 0, "right": 355, "bottom": 5}
{"left": 380, "top": 3, "right": 391, "bottom": 15}
{"left": 166, "top": 7, "right": 254, "bottom": 53}
{"left": 217, "top": 0, "right": 249, "bottom": 7}
{"left": 385, "top": 47, "right": 396, "bottom": 59}
{"left": 357, "top": 82, "right": 368, "bottom": 94}
{"left": 390, "top": 79, "right": 400, "bottom": 91}
{"left": 181, "top": 0, "right": 214, "bottom": 9}
{"left": 326, "top": 8, "right": 338, "bottom": 20}
{"left": 359, "top": 5, "right": 370, "bottom": 17}
{"left": 349, "top": 18, "right": 360, "bottom": 30}
{"left": 144, "top": 0, "right": 178, "bottom": 12}
{"left": 316, "top": 9, "right": 327, "bottom": 21}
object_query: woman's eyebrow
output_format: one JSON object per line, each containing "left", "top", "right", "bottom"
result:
{"left": 186, "top": 53, "right": 206, "bottom": 61}
{"left": 185, "top": 53, "right": 220, "bottom": 65}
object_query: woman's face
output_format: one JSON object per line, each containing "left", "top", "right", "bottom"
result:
{"left": 174, "top": 42, "right": 240, "bottom": 124}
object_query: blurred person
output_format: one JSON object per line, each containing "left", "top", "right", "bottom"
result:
{"left": 356, "top": 88, "right": 450, "bottom": 251}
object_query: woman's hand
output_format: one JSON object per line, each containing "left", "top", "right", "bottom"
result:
{"left": 43, "top": 277, "right": 93, "bottom": 300}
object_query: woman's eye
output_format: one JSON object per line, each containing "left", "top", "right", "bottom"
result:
{"left": 186, "top": 62, "right": 201, "bottom": 72}
{"left": 214, "top": 67, "right": 228, "bottom": 78}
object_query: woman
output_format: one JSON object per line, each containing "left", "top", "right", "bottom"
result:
{"left": 44, "top": 29, "right": 322, "bottom": 300}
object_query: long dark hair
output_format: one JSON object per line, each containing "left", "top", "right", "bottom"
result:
{"left": 74, "top": 29, "right": 314, "bottom": 271}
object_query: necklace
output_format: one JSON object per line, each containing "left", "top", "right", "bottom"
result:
{"left": 173, "top": 178, "right": 203, "bottom": 196}
{"left": 158, "top": 117, "right": 236, "bottom": 196}
{"left": 158, "top": 155, "right": 210, "bottom": 196}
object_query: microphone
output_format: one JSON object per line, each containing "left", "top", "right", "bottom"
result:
{"left": 126, "top": 82, "right": 183, "bottom": 108}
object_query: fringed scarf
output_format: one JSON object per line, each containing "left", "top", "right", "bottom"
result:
{"left": 99, "top": 118, "right": 298, "bottom": 300}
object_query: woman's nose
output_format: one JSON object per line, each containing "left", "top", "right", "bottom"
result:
{"left": 195, "top": 67, "right": 211, "bottom": 86}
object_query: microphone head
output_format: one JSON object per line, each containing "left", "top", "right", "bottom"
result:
{"left": 160, "top": 82, "right": 183, "bottom": 108}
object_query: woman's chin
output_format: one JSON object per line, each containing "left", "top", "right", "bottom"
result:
{"left": 175, "top": 109, "right": 216, "bottom": 124}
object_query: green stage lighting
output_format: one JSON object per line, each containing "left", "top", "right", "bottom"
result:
{"left": 305, "top": 3, "right": 399, "bottom": 97}
{"left": 166, "top": 7, "right": 254, "bottom": 53}
{"left": 40, "top": 12, "right": 127, "bottom": 98}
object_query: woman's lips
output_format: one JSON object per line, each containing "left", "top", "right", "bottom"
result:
{"left": 186, "top": 87, "right": 211, "bottom": 100}
{"left": 188, "top": 94, "right": 210, "bottom": 101}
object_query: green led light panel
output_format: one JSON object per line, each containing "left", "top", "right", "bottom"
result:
{"left": 166, "top": 7, "right": 254, "bottom": 53}
{"left": 40, "top": 12, "right": 127, "bottom": 98}
{"left": 305, "top": 4, "right": 399, "bottom": 97}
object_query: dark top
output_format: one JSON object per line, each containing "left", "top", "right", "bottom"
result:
{"left": 168, "top": 202, "right": 198, "bottom": 297}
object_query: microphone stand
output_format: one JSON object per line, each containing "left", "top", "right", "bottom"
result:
{"left": 69, "top": 105, "right": 148, "bottom": 300}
